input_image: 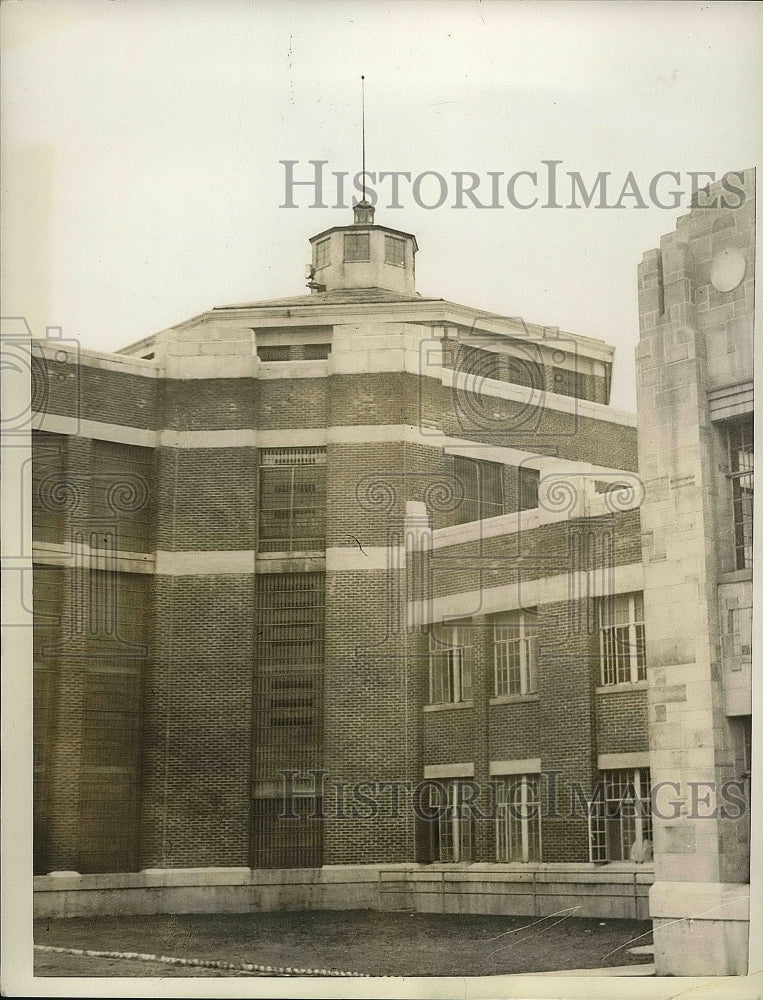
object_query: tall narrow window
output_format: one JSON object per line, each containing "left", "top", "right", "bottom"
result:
{"left": 598, "top": 592, "right": 646, "bottom": 685}
{"left": 493, "top": 611, "right": 537, "bottom": 697}
{"left": 429, "top": 625, "right": 472, "bottom": 704}
{"left": 429, "top": 780, "right": 475, "bottom": 862}
{"left": 258, "top": 448, "right": 326, "bottom": 552}
{"left": 496, "top": 775, "right": 542, "bottom": 862}
{"left": 32, "top": 431, "right": 67, "bottom": 544}
{"left": 252, "top": 573, "right": 325, "bottom": 868}
{"left": 588, "top": 768, "right": 652, "bottom": 863}
{"left": 344, "top": 232, "right": 370, "bottom": 262}
{"left": 314, "top": 238, "right": 330, "bottom": 269}
{"left": 518, "top": 466, "right": 540, "bottom": 511}
{"left": 91, "top": 439, "right": 153, "bottom": 553}
{"left": 727, "top": 416, "right": 753, "bottom": 569}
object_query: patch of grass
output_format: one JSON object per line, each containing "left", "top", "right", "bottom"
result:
{"left": 35, "top": 910, "right": 653, "bottom": 977}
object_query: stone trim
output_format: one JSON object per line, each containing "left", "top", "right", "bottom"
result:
{"left": 489, "top": 758, "right": 542, "bottom": 776}
{"left": 423, "top": 763, "right": 474, "bottom": 778}
{"left": 598, "top": 751, "right": 651, "bottom": 770}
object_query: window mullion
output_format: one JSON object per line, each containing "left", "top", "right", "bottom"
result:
{"left": 633, "top": 769, "right": 643, "bottom": 855}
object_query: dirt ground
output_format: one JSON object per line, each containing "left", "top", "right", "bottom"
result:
{"left": 34, "top": 909, "right": 654, "bottom": 977}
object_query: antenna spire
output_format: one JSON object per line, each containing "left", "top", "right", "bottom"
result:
{"left": 353, "top": 76, "right": 375, "bottom": 224}
{"left": 361, "top": 75, "right": 366, "bottom": 200}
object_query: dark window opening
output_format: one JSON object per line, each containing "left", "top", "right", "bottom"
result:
{"left": 257, "top": 344, "right": 331, "bottom": 362}
{"left": 727, "top": 415, "right": 753, "bottom": 570}
{"left": 452, "top": 456, "right": 505, "bottom": 524}
{"left": 518, "top": 466, "right": 540, "bottom": 510}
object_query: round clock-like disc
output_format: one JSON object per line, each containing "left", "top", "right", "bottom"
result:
{"left": 710, "top": 247, "right": 747, "bottom": 293}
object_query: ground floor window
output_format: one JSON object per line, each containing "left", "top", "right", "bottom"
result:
{"left": 495, "top": 775, "right": 542, "bottom": 862}
{"left": 417, "top": 780, "right": 475, "bottom": 863}
{"left": 588, "top": 767, "right": 652, "bottom": 863}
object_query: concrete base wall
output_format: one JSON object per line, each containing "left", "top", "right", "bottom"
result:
{"left": 650, "top": 881, "right": 750, "bottom": 976}
{"left": 34, "top": 863, "right": 652, "bottom": 921}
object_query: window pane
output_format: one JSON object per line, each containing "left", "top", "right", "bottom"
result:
{"left": 599, "top": 592, "right": 647, "bottom": 685}
{"left": 385, "top": 235, "right": 405, "bottom": 265}
{"left": 344, "top": 232, "right": 370, "bottom": 261}
{"left": 314, "top": 239, "right": 330, "bottom": 269}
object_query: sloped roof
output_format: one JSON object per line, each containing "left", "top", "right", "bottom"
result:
{"left": 214, "top": 286, "right": 444, "bottom": 310}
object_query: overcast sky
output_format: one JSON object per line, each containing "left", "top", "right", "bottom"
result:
{"left": 3, "top": 0, "right": 761, "bottom": 408}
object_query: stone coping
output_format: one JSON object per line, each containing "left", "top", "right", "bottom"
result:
{"left": 35, "top": 862, "right": 654, "bottom": 892}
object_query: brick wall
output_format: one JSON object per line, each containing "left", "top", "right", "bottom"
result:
{"left": 322, "top": 569, "right": 420, "bottom": 864}
{"left": 429, "top": 510, "right": 641, "bottom": 600}
{"left": 140, "top": 574, "right": 253, "bottom": 868}
{"left": 163, "top": 378, "right": 256, "bottom": 431}
{"left": 154, "top": 447, "right": 257, "bottom": 551}
{"left": 33, "top": 567, "right": 151, "bottom": 873}
{"left": 37, "top": 361, "right": 159, "bottom": 429}
{"left": 596, "top": 690, "right": 649, "bottom": 754}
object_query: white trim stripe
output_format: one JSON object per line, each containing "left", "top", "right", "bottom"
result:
{"left": 412, "top": 562, "right": 644, "bottom": 625}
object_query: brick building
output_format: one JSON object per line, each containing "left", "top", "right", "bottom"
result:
{"left": 31, "top": 181, "right": 753, "bottom": 976}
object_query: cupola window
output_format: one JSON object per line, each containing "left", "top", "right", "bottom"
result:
{"left": 385, "top": 235, "right": 406, "bottom": 266}
{"left": 344, "top": 232, "right": 370, "bottom": 262}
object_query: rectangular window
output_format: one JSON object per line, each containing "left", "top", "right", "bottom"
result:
{"left": 254, "top": 573, "right": 324, "bottom": 749}
{"left": 496, "top": 775, "right": 542, "bottom": 862}
{"left": 493, "top": 611, "right": 537, "bottom": 697}
{"left": 314, "top": 238, "right": 330, "bottom": 269}
{"left": 344, "top": 232, "right": 370, "bottom": 262}
{"left": 384, "top": 235, "right": 406, "bottom": 266}
{"left": 429, "top": 625, "right": 472, "bottom": 704}
{"left": 258, "top": 448, "right": 326, "bottom": 552}
{"left": 589, "top": 768, "right": 652, "bottom": 863}
{"left": 518, "top": 466, "right": 540, "bottom": 511}
{"left": 598, "top": 592, "right": 646, "bottom": 685}
{"left": 257, "top": 344, "right": 331, "bottom": 362}
{"left": 429, "top": 780, "right": 474, "bottom": 863}
{"left": 453, "top": 456, "right": 505, "bottom": 524}
{"left": 727, "top": 416, "right": 753, "bottom": 569}
{"left": 257, "top": 345, "right": 291, "bottom": 362}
